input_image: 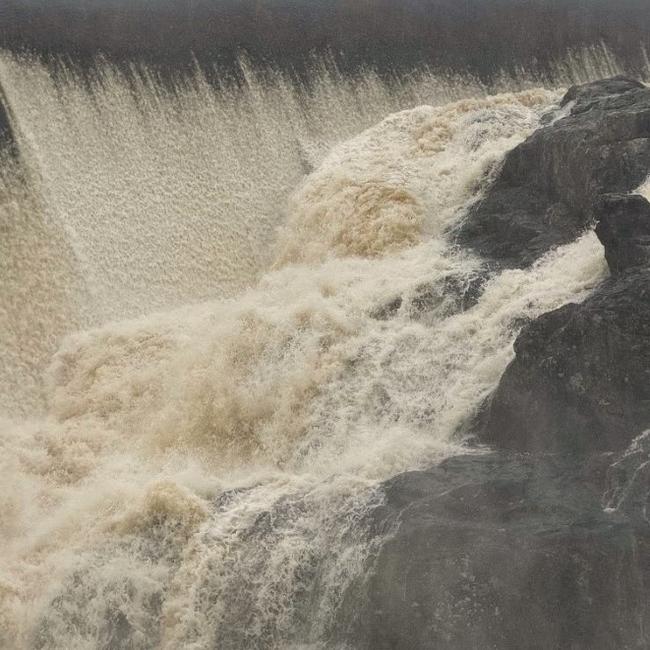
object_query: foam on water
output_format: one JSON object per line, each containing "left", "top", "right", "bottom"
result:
{"left": 636, "top": 175, "right": 650, "bottom": 201}
{"left": 0, "top": 52, "right": 616, "bottom": 648}
{"left": 0, "top": 45, "right": 637, "bottom": 417}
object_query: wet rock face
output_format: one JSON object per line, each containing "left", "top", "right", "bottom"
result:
{"left": 0, "top": 87, "right": 15, "bottom": 153}
{"left": 0, "top": 104, "right": 18, "bottom": 156}
{"left": 0, "top": 106, "right": 11, "bottom": 151}
{"left": 349, "top": 78, "right": 650, "bottom": 650}
{"left": 595, "top": 193, "right": 650, "bottom": 274}
{"left": 560, "top": 77, "right": 646, "bottom": 108}
{"left": 604, "top": 430, "right": 650, "bottom": 524}
{"left": 350, "top": 453, "right": 649, "bottom": 650}
{"left": 455, "top": 76, "right": 650, "bottom": 268}
{"left": 478, "top": 269, "right": 650, "bottom": 455}
{"left": 369, "top": 271, "right": 487, "bottom": 322}
{"left": 471, "top": 79, "right": 650, "bottom": 457}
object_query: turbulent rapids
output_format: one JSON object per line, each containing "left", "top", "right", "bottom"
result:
{"left": 0, "top": 49, "right": 646, "bottom": 649}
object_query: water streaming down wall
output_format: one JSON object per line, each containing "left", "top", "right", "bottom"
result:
{"left": 0, "top": 44, "right": 636, "bottom": 416}
{"left": 0, "top": 47, "right": 633, "bottom": 647}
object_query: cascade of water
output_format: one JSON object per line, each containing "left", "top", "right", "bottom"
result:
{"left": 0, "top": 48, "right": 621, "bottom": 647}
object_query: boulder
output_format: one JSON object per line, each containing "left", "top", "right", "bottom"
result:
{"left": 454, "top": 77, "right": 650, "bottom": 268}
{"left": 347, "top": 452, "right": 649, "bottom": 650}
{"left": 560, "top": 76, "right": 646, "bottom": 108}
{"left": 477, "top": 269, "right": 650, "bottom": 455}
{"left": 604, "top": 430, "right": 650, "bottom": 524}
{"left": 594, "top": 193, "right": 650, "bottom": 274}
{"left": 0, "top": 79, "right": 15, "bottom": 152}
{"left": 470, "top": 79, "right": 650, "bottom": 456}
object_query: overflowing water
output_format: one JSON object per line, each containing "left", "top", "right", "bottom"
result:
{"left": 0, "top": 46, "right": 631, "bottom": 648}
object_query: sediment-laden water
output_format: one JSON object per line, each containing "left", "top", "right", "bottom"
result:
{"left": 0, "top": 47, "right": 639, "bottom": 648}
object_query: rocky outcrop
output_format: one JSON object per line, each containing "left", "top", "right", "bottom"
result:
{"left": 455, "top": 76, "right": 650, "bottom": 268}
{"left": 472, "top": 80, "right": 650, "bottom": 456}
{"left": 348, "top": 78, "right": 650, "bottom": 650}
{"left": 477, "top": 267, "right": 650, "bottom": 455}
{"left": 595, "top": 193, "right": 650, "bottom": 274}
{"left": 560, "top": 76, "right": 646, "bottom": 108}
{"left": 0, "top": 81, "right": 14, "bottom": 153}
{"left": 349, "top": 451, "right": 649, "bottom": 650}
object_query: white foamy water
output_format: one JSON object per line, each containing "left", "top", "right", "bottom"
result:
{"left": 0, "top": 45, "right": 635, "bottom": 416}
{"left": 636, "top": 175, "right": 650, "bottom": 201}
{"left": 0, "top": 51, "right": 615, "bottom": 648}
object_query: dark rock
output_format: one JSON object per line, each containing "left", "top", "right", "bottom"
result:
{"left": 454, "top": 77, "right": 650, "bottom": 268}
{"left": 369, "top": 272, "right": 486, "bottom": 322}
{"left": 0, "top": 79, "right": 15, "bottom": 153}
{"left": 347, "top": 452, "right": 649, "bottom": 650}
{"left": 595, "top": 193, "right": 650, "bottom": 274}
{"left": 369, "top": 295, "right": 403, "bottom": 321}
{"left": 470, "top": 80, "right": 650, "bottom": 457}
{"left": 582, "top": 450, "right": 618, "bottom": 491}
{"left": 342, "top": 78, "right": 650, "bottom": 650}
{"left": 560, "top": 76, "right": 646, "bottom": 108}
{"left": 604, "top": 430, "right": 650, "bottom": 524}
{"left": 406, "top": 273, "right": 486, "bottom": 320}
{"left": 477, "top": 269, "right": 650, "bottom": 455}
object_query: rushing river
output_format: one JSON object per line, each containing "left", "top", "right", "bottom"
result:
{"left": 0, "top": 47, "right": 636, "bottom": 648}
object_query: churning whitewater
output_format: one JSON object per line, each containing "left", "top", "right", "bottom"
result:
{"left": 0, "top": 53, "right": 618, "bottom": 648}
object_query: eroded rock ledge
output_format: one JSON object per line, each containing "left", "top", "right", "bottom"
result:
{"left": 349, "top": 78, "right": 650, "bottom": 650}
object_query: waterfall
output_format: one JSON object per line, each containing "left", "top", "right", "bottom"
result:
{"left": 0, "top": 51, "right": 615, "bottom": 648}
